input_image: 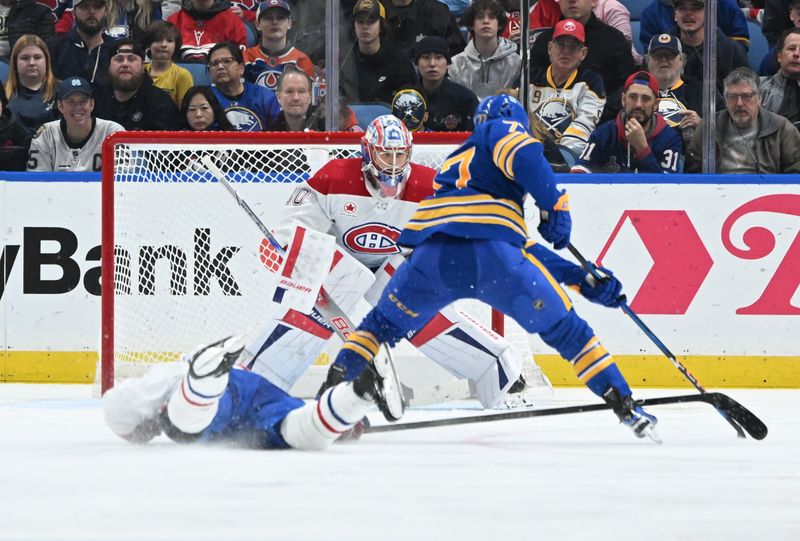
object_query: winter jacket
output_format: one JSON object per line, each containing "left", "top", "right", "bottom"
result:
{"left": 385, "top": 0, "right": 466, "bottom": 60}
{"left": 167, "top": 0, "right": 247, "bottom": 62}
{"left": 339, "top": 45, "right": 418, "bottom": 104}
{"left": 422, "top": 78, "right": 479, "bottom": 132}
{"left": 47, "top": 28, "right": 121, "bottom": 86}
{"left": 679, "top": 29, "right": 751, "bottom": 92}
{"left": 530, "top": 14, "right": 636, "bottom": 121}
{"left": 759, "top": 71, "right": 800, "bottom": 130}
{"left": 8, "top": 0, "right": 55, "bottom": 53}
{"left": 763, "top": 0, "right": 792, "bottom": 47}
{"left": 686, "top": 107, "right": 800, "bottom": 173}
{"left": 93, "top": 74, "right": 181, "bottom": 131}
{"left": 639, "top": 0, "right": 749, "bottom": 53}
{"left": 449, "top": 38, "right": 521, "bottom": 99}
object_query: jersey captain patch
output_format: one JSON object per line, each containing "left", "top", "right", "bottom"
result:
{"left": 343, "top": 223, "right": 401, "bottom": 254}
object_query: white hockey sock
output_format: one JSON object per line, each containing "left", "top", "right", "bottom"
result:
{"left": 280, "top": 384, "right": 373, "bottom": 450}
{"left": 166, "top": 371, "right": 229, "bottom": 435}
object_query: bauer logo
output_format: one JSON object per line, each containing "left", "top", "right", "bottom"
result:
{"left": 342, "top": 223, "right": 401, "bottom": 254}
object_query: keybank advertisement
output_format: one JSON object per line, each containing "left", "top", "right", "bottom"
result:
{"left": 1, "top": 174, "right": 798, "bottom": 383}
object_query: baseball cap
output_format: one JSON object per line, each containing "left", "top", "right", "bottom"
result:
{"left": 256, "top": 0, "right": 291, "bottom": 19}
{"left": 73, "top": 0, "right": 107, "bottom": 6}
{"left": 111, "top": 40, "right": 146, "bottom": 60}
{"left": 414, "top": 36, "right": 451, "bottom": 64}
{"left": 552, "top": 19, "right": 585, "bottom": 44}
{"left": 58, "top": 76, "right": 93, "bottom": 100}
{"left": 353, "top": 0, "right": 385, "bottom": 20}
{"left": 624, "top": 70, "right": 660, "bottom": 96}
{"left": 673, "top": 0, "right": 705, "bottom": 7}
{"left": 648, "top": 33, "right": 682, "bottom": 55}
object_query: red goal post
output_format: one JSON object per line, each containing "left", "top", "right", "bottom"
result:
{"left": 100, "top": 131, "right": 540, "bottom": 397}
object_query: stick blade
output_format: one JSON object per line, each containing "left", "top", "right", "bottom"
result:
{"left": 704, "top": 393, "right": 768, "bottom": 440}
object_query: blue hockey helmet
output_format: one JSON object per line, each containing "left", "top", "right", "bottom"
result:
{"left": 474, "top": 93, "right": 530, "bottom": 130}
{"left": 361, "top": 114, "right": 413, "bottom": 199}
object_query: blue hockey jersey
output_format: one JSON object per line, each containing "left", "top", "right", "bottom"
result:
{"left": 398, "top": 119, "right": 562, "bottom": 247}
{"left": 572, "top": 112, "right": 684, "bottom": 173}
{"left": 211, "top": 82, "right": 281, "bottom": 132}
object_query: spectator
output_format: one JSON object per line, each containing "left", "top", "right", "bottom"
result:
{"left": 47, "top": 0, "right": 120, "bottom": 85}
{"left": 414, "top": 35, "right": 477, "bottom": 131}
{"left": 93, "top": 40, "right": 181, "bottom": 130}
{"left": 143, "top": 20, "right": 193, "bottom": 107}
{"left": 4, "top": 34, "right": 58, "bottom": 136}
{"left": 5, "top": 0, "right": 56, "bottom": 57}
{"left": 0, "top": 82, "right": 30, "bottom": 171}
{"left": 180, "top": 84, "right": 234, "bottom": 130}
{"left": 529, "top": 0, "right": 636, "bottom": 122}
{"left": 208, "top": 41, "right": 280, "bottom": 131}
{"left": 27, "top": 76, "right": 124, "bottom": 171}
{"left": 672, "top": 0, "right": 750, "bottom": 91}
{"left": 760, "top": 0, "right": 793, "bottom": 47}
{"left": 112, "top": 0, "right": 161, "bottom": 43}
{"left": 760, "top": 0, "right": 800, "bottom": 76}
{"left": 385, "top": 0, "right": 466, "bottom": 59}
{"left": 167, "top": 0, "right": 247, "bottom": 63}
{"left": 269, "top": 66, "right": 323, "bottom": 131}
{"left": 759, "top": 28, "right": 800, "bottom": 128}
{"left": 530, "top": 0, "right": 642, "bottom": 65}
{"left": 640, "top": 0, "right": 749, "bottom": 52}
{"left": 1, "top": 0, "right": 13, "bottom": 59}
{"left": 572, "top": 70, "right": 684, "bottom": 173}
{"left": 687, "top": 67, "right": 800, "bottom": 173}
{"left": 529, "top": 18, "right": 606, "bottom": 160}
{"left": 498, "top": 0, "right": 522, "bottom": 46}
{"left": 243, "top": 0, "right": 315, "bottom": 92}
{"left": 645, "top": 33, "right": 703, "bottom": 146}
{"left": 448, "top": 0, "right": 520, "bottom": 99}
{"left": 340, "top": 0, "right": 417, "bottom": 104}
{"left": 391, "top": 87, "right": 429, "bottom": 131}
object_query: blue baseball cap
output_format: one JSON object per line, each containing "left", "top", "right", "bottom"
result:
{"left": 257, "top": 0, "right": 291, "bottom": 19}
{"left": 648, "top": 33, "right": 683, "bottom": 55}
{"left": 58, "top": 76, "right": 93, "bottom": 100}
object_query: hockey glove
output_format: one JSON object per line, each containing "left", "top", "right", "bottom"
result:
{"left": 537, "top": 190, "right": 571, "bottom": 250}
{"left": 579, "top": 267, "right": 623, "bottom": 308}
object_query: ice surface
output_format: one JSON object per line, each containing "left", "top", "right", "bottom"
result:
{"left": 0, "top": 385, "right": 798, "bottom": 541}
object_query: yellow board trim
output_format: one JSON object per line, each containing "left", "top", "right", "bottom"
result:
{"left": 4, "top": 351, "right": 800, "bottom": 387}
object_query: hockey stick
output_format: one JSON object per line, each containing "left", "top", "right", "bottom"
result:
{"left": 365, "top": 392, "right": 767, "bottom": 436}
{"left": 566, "top": 243, "right": 767, "bottom": 440}
{"left": 196, "top": 155, "right": 405, "bottom": 419}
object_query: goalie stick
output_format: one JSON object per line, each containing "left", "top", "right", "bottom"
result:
{"left": 566, "top": 243, "right": 768, "bottom": 440}
{"left": 195, "top": 155, "right": 406, "bottom": 420}
{"left": 365, "top": 392, "right": 768, "bottom": 438}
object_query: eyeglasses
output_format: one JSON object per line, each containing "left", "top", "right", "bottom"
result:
{"left": 725, "top": 92, "right": 757, "bottom": 104}
{"left": 552, "top": 39, "right": 584, "bottom": 53}
{"left": 208, "top": 57, "right": 238, "bottom": 68}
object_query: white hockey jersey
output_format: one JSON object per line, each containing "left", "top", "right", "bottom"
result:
{"left": 27, "top": 118, "right": 125, "bottom": 172}
{"left": 273, "top": 158, "right": 437, "bottom": 270}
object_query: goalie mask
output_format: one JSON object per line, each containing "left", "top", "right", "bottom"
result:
{"left": 391, "top": 89, "right": 428, "bottom": 132}
{"left": 361, "top": 115, "right": 413, "bottom": 200}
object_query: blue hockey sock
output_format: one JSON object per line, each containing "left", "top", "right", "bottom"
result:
{"left": 572, "top": 337, "right": 632, "bottom": 398}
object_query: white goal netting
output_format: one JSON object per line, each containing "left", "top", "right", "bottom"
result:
{"left": 101, "top": 132, "right": 550, "bottom": 404}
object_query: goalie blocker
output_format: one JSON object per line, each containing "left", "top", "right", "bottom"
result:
{"left": 239, "top": 225, "right": 528, "bottom": 409}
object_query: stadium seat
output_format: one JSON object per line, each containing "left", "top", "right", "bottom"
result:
{"left": 631, "top": 20, "right": 644, "bottom": 55}
{"left": 349, "top": 102, "right": 391, "bottom": 129}
{"left": 621, "top": 0, "right": 650, "bottom": 21}
{"left": 747, "top": 20, "right": 769, "bottom": 71}
{"left": 178, "top": 62, "right": 211, "bottom": 87}
{"left": 0, "top": 58, "right": 8, "bottom": 85}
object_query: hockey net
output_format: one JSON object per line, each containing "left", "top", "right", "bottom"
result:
{"left": 100, "top": 131, "right": 550, "bottom": 404}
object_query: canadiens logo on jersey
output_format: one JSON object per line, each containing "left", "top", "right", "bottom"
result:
{"left": 343, "top": 223, "right": 401, "bottom": 254}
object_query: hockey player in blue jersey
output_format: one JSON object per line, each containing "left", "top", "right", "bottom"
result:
{"left": 571, "top": 71, "right": 684, "bottom": 174}
{"left": 327, "top": 93, "right": 659, "bottom": 441}
{"left": 103, "top": 335, "right": 400, "bottom": 449}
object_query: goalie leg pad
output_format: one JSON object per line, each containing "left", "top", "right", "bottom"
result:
{"left": 280, "top": 384, "right": 372, "bottom": 450}
{"left": 412, "top": 305, "right": 524, "bottom": 408}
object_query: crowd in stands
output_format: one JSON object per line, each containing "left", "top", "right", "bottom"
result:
{"left": 0, "top": 0, "right": 798, "bottom": 173}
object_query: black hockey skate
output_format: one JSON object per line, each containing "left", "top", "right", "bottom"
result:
{"left": 352, "top": 347, "right": 405, "bottom": 422}
{"left": 603, "top": 387, "right": 661, "bottom": 443}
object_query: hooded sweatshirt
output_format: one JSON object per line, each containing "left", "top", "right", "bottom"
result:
{"left": 167, "top": 0, "right": 247, "bottom": 62}
{"left": 448, "top": 37, "right": 521, "bottom": 99}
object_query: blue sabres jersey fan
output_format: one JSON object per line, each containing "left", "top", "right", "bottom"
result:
{"left": 399, "top": 98, "right": 566, "bottom": 248}
{"left": 212, "top": 82, "right": 281, "bottom": 132}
